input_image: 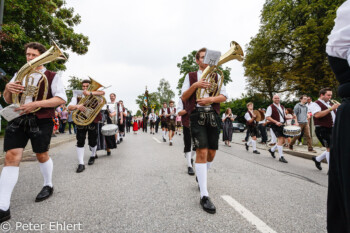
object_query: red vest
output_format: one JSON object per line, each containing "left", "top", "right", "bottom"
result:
{"left": 181, "top": 100, "right": 190, "bottom": 128}
{"left": 246, "top": 111, "right": 255, "bottom": 126}
{"left": 160, "top": 108, "right": 167, "bottom": 122}
{"left": 167, "top": 107, "right": 176, "bottom": 121}
{"left": 186, "top": 72, "right": 220, "bottom": 115}
{"left": 269, "top": 104, "right": 286, "bottom": 124}
{"left": 313, "top": 100, "right": 335, "bottom": 128}
{"left": 35, "top": 70, "right": 56, "bottom": 119}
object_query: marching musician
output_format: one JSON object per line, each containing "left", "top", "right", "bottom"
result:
{"left": 266, "top": 95, "right": 289, "bottom": 163}
{"left": 148, "top": 109, "right": 156, "bottom": 135}
{"left": 166, "top": 100, "right": 176, "bottom": 146}
{"left": 244, "top": 102, "right": 260, "bottom": 154}
{"left": 117, "top": 100, "right": 127, "bottom": 141}
{"left": 177, "top": 98, "right": 195, "bottom": 176}
{"left": 96, "top": 105, "right": 117, "bottom": 156}
{"left": 68, "top": 79, "right": 105, "bottom": 173}
{"left": 0, "top": 42, "right": 67, "bottom": 223}
{"left": 160, "top": 102, "right": 168, "bottom": 142}
{"left": 181, "top": 48, "right": 227, "bottom": 214}
{"left": 108, "top": 93, "right": 119, "bottom": 143}
{"left": 326, "top": 1, "right": 350, "bottom": 230}
{"left": 309, "top": 88, "right": 339, "bottom": 170}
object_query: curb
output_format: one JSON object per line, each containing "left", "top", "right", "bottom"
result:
{"left": 231, "top": 141, "right": 327, "bottom": 162}
{"left": 0, "top": 136, "right": 75, "bottom": 165}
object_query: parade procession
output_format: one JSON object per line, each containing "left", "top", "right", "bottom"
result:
{"left": 0, "top": 0, "right": 349, "bottom": 232}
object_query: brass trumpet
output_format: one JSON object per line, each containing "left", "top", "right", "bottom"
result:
{"left": 72, "top": 77, "right": 107, "bottom": 126}
{"left": 12, "top": 41, "right": 67, "bottom": 112}
{"left": 196, "top": 41, "right": 244, "bottom": 105}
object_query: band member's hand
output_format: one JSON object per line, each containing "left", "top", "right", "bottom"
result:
{"left": 6, "top": 81, "right": 25, "bottom": 94}
{"left": 15, "top": 102, "right": 38, "bottom": 115}
{"left": 77, "top": 104, "right": 86, "bottom": 112}
{"left": 195, "top": 79, "right": 211, "bottom": 89}
{"left": 295, "top": 122, "right": 299, "bottom": 126}
{"left": 331, "top": 104, "right": 340, "bottom": 110}
{"left": 196, "top": 97, "right": 212, "bottom": 106}
{"left": 276, "top": 122, "right": 282, "bottom": 126}
{"left": 83, "top": 90, "right": 91, "bottom": 96}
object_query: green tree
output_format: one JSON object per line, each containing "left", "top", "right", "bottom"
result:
{"left": 66, "top": 76, "right": 83, "bottom": 104}
{"left": 136, "top": 110, "right": 142, "bottom": 116}
{"left": 0, "top": 0, "right": 90, "bottom": 92}
{"left": 244, "top": 0, "right": 345, "bottom": 99}
{"left": 156, "top": 78, "right": 175, "bottom": 104}
{"left": 176, "top": 50, "right": 232, "bottom": 95}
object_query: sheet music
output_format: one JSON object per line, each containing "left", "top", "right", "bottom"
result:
{"left": 0, "top": 104, "right": 23, "bottom": 122}
{"left": 204, "top": 49, "right": 221, "bottom": 66}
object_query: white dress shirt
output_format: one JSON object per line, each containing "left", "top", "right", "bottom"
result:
{"left": 181, "top": 70, "right": 228, "bottom": 107}
{"left": 176, "top": 98, "right": 184, "bottom": 113}
{"left": 8, "top": 67, "right": 67, "bottom": 104}
{"left": 149, "top": 113, "right": 156, "bottom": 122}
{"left": 244, "top": 112, "right": 252, "bottom": 121}
{"left": 169, "top": 107, "right": 175, "bottom": 120}
{"left": 266, "top": 104, "right": 285, "bottom": 123}
{"left": 310, "top": 99, "right": 336, "bottom": 123}
{"left": 326, "top": 0, "right": 350, "bottom": 66}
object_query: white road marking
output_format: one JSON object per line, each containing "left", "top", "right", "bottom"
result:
{"left": 221, "top": 195, "right": 277, "bottom": 233}
{"left": 153, "top": 137, "right": 162, "bottom": 144}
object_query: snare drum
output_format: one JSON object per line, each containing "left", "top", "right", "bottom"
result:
{"left": 283, "top": 125, "right": 301, "bottom": 137}
{"left": 101, "top": 124, "right": 118, "bottom": 136}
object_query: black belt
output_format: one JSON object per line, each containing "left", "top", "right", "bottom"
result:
{"left": 196, "top": 106, "right": 214, "bottom": 112}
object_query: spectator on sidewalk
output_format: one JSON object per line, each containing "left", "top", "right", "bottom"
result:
{"left": 67, "top": 110, "right": 76, "bottom": 134}
{"left": 289, "top": 95, "right": 316, "bottom": 153}
{"left": 60, "top": 106, "right": 68, "bottom": 133}
{"left": 222, "top": 108, "right": 235, "bottom": 147}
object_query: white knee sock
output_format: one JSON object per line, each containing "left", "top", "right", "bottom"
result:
{"left": 252, "top": 140, "right": 257, "bottom": 151}
{"left": 326, "top": 152, "right": 330, "bottom": 165}
{"left": 195, "top": 163, "right": 208, "bottom": 198}
{"left": 185, "top": 152, "right": 192, "bottom": 167}
{"left": 316, "top": 151, "right": 327, "bottom": 162}
{"left": 162, "top": 130, "right": 165, "bottom": 137}
{"left": 207, "top": 162, "right": 212, "bottom": 170}
{"left": 0, "top": 166, "right": 19, "bottom": 211}
{"left": 277, "top": 145, "right": 284, "bottom": 158}
{"left": 271, "top": 144, "right": 277, "bottom": 152}
{"left": 77, "top": 147, "right": 85, "bottom": 165}
{"left": 247, "top": 139, "right": 252, "bottom": 146}
{"left": 165, "top": 131, "right": 168, "bottom": 136}
{"left": 191, "top": 150, "right": 196, "bottom": 159}
{"left": 117, "top": 134, "right": 120, "bottom": 141}
{"left": 270, "top": 129, "right": 276, "bottom": 143}
{"left": 90, "top": 146, "right": 97, "bottom": 157}
{"left": 39, "top": 158, "right": 53, "bottom": 187}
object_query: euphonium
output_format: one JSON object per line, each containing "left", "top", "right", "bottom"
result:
{"left": 330, "top": 99, "right": 341, "bottom": 105}
{"left": 12, "top": 41, "right": 67, "bottom": 112}
{"left": 72, "top": 77, "right": 106, "bottom": 126}
{"left": 196, "top": 41, "right": 244, "bottom": 105}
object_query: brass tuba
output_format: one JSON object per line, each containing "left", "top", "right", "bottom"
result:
{"left": 72, "top": 77, "right": 107, "bottom": 126}
{"left": 196, "top": 41, "right": 244, "bottom": 105}
{"left": 12, "top": 41, "right": 67, "bottom": 112}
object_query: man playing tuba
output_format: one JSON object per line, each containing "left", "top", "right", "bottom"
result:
{"left": 68, "top": 79, "right": 105, "bottom": 173}
{"left": 181, "top": 48, "right": 228, "bottom": 214}
{"left": 0, "top": 42, "right": 67, "bottom": 223}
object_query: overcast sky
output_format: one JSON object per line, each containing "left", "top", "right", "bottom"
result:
{"left": 63, "top": 0, "right": 265, "bottom": 114}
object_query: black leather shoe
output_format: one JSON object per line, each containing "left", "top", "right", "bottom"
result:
{"left": 200, "top": 196, "right": 216, "bottom": 214}
{"left": 169, "top": 142, "right": 172, "bottom": 146}
{"left": 107, "top": 151, "right": 111, "bottom": 156}
{"left": 245, "top": 143, "right": 249, "bottom": 151}
{"left": 117, "top": 141, "right": 120, "bottom": 144}
{"left": 188, "top": 167, "right": 195, "bottom": 176}
{"left": 120, "top": 138, "right": 123, "bottom": 142}
{"left": 35, "top": 186, "right": 54, "bottom": 202}
{"left": 76, "top": 164, "right": 85, "bottom": 173}
{"left": 95, "top": 154, "right": 98, "bottom": 159}
{"left": 253, "top": 150, "right": 260, "bottom": 154}
{"left": 88, "top": 156, "right": 95, "bottom": 165}
{"left": 268, "top": 148, "right": 275, "bottom": 158}
{"left": 163, "top": 138, "right": 166, "bottom": 142}
{"left": 279, "top": 156, "right": 288, "bottom": 163}
{"left": 312, "top": 156, "right": 322, "bottom": 170}
{"left": 0, "top": 208, "right": 11, "bottom": 223}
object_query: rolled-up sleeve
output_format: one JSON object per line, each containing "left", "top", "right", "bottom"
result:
{"left": 51, "top": 72, "right": 67, "bottom": 103}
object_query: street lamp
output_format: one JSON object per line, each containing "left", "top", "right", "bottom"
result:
{"left": 0, "top": 0, "right": 4, "bottom": 32}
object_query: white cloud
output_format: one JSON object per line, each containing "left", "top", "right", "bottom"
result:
{"left": 63, "top": 0, "right": 265, "bottom": 113}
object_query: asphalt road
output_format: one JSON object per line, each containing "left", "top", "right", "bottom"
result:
{"left": 0, "top": 131, "right": 328, "bottom": 233}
